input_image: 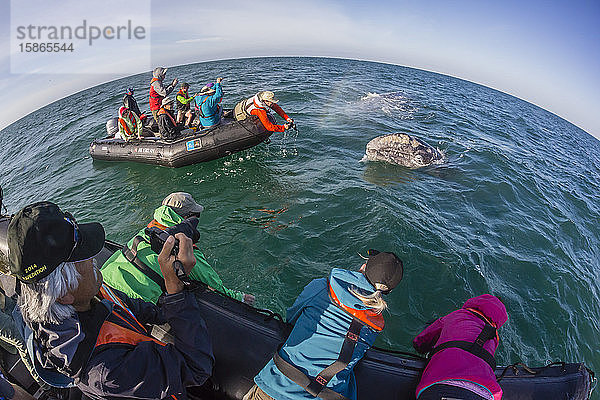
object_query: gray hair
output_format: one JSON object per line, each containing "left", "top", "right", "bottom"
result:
{"left": 18, "top": 261, "right": 81, "bottom": 326}
{"left": 349, "top": 283, "right": 388, "bottom": 314}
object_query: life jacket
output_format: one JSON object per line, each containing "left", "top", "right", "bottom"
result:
{"left": 149, "top": 77, "right": 163, "bottom": 111}
{"left": 118, "top": 111, "right": 138, "bottom": 139}
{"left": 234, "top": 94, "right": 266, "bottom": 121}
{"left": 176, "top": 89, "right": 191, "bottom": 111}
{"left": 95, "top": 285, "right": 166, "bottom": 348}
{"left": 158, "top": 107, "right": 177, "bottom": 126}
{"left": 272, "top": 280, "right": 384, "bottom": 400}
{"left": 428, "top": 307, "right": 498, "bottom": 370}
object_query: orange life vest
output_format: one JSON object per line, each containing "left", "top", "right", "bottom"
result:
{"left": 328, "top": 282, "right": 384, "bottom": 332}
{"left": 96, "top": 285, "right": 166, "bottom": 348}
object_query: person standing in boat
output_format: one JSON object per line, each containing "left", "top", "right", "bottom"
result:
{"left": 101, "top": 192, "right": 255, "bottom": 305}
{"left": 412, "top": 294, "right": 508, "bottom": 400}
{"left": 123, "top": 87, "right": 142, "bottom": 117}
{"left": 149, "top": 67, "right": 178, "bottom": 122}
{"left": 117, "top": 106, "right": 143, "bottom": 141}
{"left": 157, "top": 97, "right": 184, "bottom": 140}
{"left": 197, "top": 77, "right": 224, "bottom": 129}
{"left": 176, "top": 83, "right": 198, "bottom": 128}
{"left": 6, "top": 202, "right": 214, "bottom": 399}
{"left": 244, "top": 250, "right": 403, "bottom": 400}
{"left": 233, "top": 91, "right": 294, "bottom": 133}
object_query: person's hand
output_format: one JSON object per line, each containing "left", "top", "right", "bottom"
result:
{"left": 172, "top": 78, "right": 179, "bottom": 86}
{"left": 286, "top": 117, "right": 293, "bottom": 123}
{"left": 243, "top": 293, "right": 256, "bottom": 305}
{"left": 216, "top": 77, "right": 223, "bottom": 83}
{"left": 157, "top": 233, "right": 196, "bottom": 294}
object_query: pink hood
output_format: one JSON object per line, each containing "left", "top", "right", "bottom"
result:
{"left": 463, "top": 294, "right": 508, "bottom": 328}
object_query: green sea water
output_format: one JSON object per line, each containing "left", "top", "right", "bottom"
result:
{"left": 1, "top": 58, "right": 598, "bottom": 389}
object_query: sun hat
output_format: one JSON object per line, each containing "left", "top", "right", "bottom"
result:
{"left": 200, "top": 82, "right": 215, "bottom": 95}
{"left": 364, "top": 251, "right": 403, "bottom": 294}
{"left": 7, "top": 202, "right": 105, "bottom": 283}
{"left": 258, "top": 91, "right": 279, "bottom": 103}
{"left": 161, "top": 97, "right": 174, "bottom": 107}
{"left": 162, "top": 192, "right": 204, "bottom": 218}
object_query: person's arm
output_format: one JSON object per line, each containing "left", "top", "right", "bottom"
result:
{"left": 412, "top": 317, "right": 444, "bottom": 354}
{"left": 211, "top": 82, "right": 223, "bottom": 105}
{"left": 270, "top": 103, "right": 291, "bottom": 121}
{"left": 187, "top": 249, "right": 244, "bottom": 302}
{"left": 251, "top": 108, "right": 286, "bottom": 133}
{"left": 152, "top": 80, "right": 168, "bottom": 97}
{"left": 83, "top": 290, "right": 213, "bottom": 399}
{"left": 286, "top": 278, "right": 326, "bottom": 325}
{"left": 165, "top": 79, "right": 178, "bottom": 96}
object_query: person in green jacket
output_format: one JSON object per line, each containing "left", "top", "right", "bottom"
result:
{"left": 101, "top": 192, "right": 255, "bottom": 305}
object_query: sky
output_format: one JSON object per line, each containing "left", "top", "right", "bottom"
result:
{"left": 0, "top": 0, "right": 599, "bottom": 139}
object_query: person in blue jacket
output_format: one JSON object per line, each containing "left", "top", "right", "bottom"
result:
{"left": 245, "top": 250, "right": 404, "bottom": 400}
{"left": 197, "top": 77, "right": 223, "bottom": 128}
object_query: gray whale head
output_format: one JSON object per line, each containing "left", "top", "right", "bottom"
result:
{"left": 364, "top": 133, "right": 443, "bottom": 168}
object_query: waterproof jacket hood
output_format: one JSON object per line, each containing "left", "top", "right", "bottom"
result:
{"left": 153, "top": 67, "right": 167, "bottom": 80}
{"left": 462, "top": 294, "right": 508, "bottom": 328}
{"left": 329, "top": 268, "right": 376, "bottom": 311}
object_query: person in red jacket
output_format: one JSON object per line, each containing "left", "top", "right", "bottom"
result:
{"left": 149, "top": 67, "right": 178, "bottom": 122}
{"left": 233, "top": 91, "right": 294, "bottom": 132}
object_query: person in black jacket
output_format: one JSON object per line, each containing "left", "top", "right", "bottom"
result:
{"left": 7, "top": 202, "right": 214, "bottom": 399}
{"left": 122, "top": 87, "right": 142, "bottom": 117}
{"left": 157, "top": 97, "right": 184, "bottom": 140}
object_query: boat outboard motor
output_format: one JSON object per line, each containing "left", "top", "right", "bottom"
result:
{"left": 106, "top": 118, "right": 119, "bottom": 138}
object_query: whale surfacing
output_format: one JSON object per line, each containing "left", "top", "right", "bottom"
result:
{"left": 363, "top": 133, "right": 443, "bottom": 168}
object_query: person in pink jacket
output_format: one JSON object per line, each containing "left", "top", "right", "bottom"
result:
{"left": 412, "top": 294, "right": 508, "bottom": 400}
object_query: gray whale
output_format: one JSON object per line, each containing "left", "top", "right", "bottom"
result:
{"left": 363, "top": 133, "right": 443, "bottom": 168}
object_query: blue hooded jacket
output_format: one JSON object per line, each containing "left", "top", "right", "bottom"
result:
{"left": 197, "top": 82, "right": 223, "bottom": 127}
{"left": 254, "top": 268, "right": 382, "bottom": 400}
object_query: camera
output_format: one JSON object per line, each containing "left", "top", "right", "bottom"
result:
{"left": 146, "top": 217, "right": 200, "bottom": 256}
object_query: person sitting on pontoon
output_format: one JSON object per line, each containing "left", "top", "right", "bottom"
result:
{"left": 117, "top": 106, "right": 143, "bottom": 141}
{"left": 123, "top": 87, "right": 142, "bottom": 117}
{"left": 233, "top": 91, "right": 294, "bottom": 133}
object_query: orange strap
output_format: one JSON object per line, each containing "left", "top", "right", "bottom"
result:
{"left": 328, "top": 283, "right": 384, "bottom": 331}
{"left": 95, "top": 321, "right": 166, "bottom": 347}
{"left": 466, "top": 307, "right": 500, "bottom": 343}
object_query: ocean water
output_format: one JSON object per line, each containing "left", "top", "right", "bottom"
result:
{"left": 1, "top": 57, "right": 598, "bottom": 386}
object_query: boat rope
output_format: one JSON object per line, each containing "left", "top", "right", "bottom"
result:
{"left": 253, "top": 307, "right": 285, "bottom": 324}
{"left": 496, "top": 361, "right": 566, "bottom": 382}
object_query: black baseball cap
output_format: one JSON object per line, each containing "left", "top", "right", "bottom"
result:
{"left": 7, "top": 202, "right": 105, "bottom": 284}
{"left": 364, "top": 250, "right": 403, "bottom": 294}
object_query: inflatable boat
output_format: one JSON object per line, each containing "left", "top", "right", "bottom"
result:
{"left": 0, "top": 216, "right": 595, "bottom": 400}
{"left": 89, "top": 115, "right": 272, "bottom": 168}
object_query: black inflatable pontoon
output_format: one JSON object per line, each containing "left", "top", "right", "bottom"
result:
{"left": 0, "top": 216, "right": 595, "bottom": 400}
{"left": 89, "top": 115, "right": 272, "bottom": 168}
